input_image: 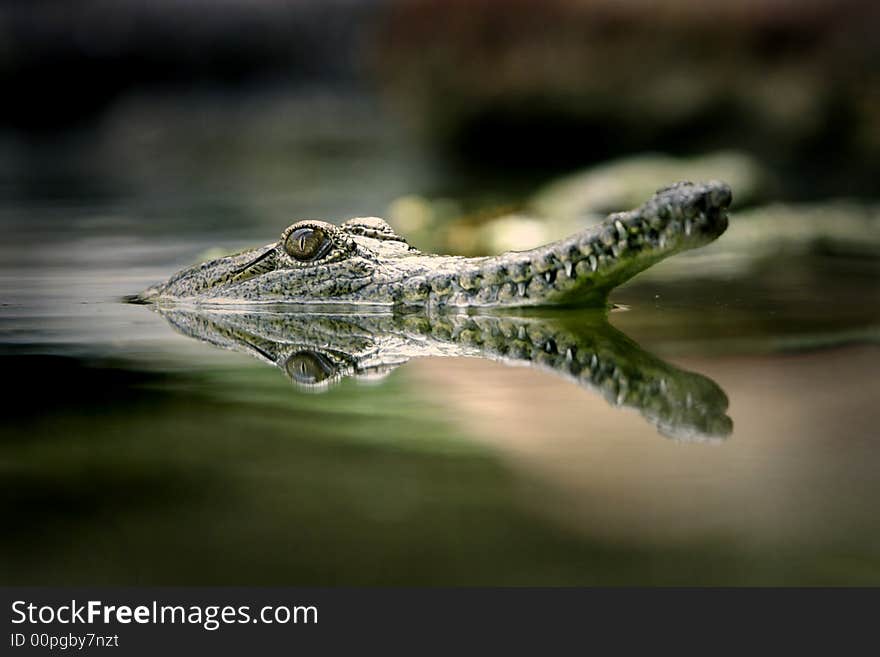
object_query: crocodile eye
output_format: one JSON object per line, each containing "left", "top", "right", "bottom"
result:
{"left": 284, "top": 226, "right": 332, "bottom": 262}
{"left": 284, "top": 351, "right": 336, "bottom": 385}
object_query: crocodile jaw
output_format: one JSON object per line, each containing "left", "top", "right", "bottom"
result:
{"left": 137, "top": 180, "right": 731, "bottom": 308}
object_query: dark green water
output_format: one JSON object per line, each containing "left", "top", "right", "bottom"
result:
{"left": 2, "top": 93, "right": 879, "bottom": 585}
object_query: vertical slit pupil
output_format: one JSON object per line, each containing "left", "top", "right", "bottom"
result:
{"left": 286, "top": 227, "right": 328, "bottom": 261}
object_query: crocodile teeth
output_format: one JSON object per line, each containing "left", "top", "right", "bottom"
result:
{"left": 509, "top": 261, "right": 531, "bottom": 282}
{"left": 588, "top": 255, "right": 598, "bottom": 272}
{"left": 600, "top": 225, "right": 616, "bottom": 246}
{"left": 517, "top": 282, "right": 527, "bottom": 296}
{"left": 543, "top": 270, "right": 556, "bottom": 284}
{"left": 565, "top": 261, "right": 575, "bottom": 278}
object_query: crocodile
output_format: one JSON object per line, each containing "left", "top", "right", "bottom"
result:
{"left": 135, "top": 181, "right": 731, "bottom": 307}
{"left": 153, "top": 306, "right": 732, "bottom": 442}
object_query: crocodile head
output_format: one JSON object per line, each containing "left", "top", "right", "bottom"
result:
{"left": 136, "top": 180, "right": 731, "bottom": 307}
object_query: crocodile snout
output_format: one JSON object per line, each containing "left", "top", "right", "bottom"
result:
{"left": 133, "top": 180, "right": 733, "bottom": 307}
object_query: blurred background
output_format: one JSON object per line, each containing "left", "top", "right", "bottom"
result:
{"left": 2, "top": 0, "right": 879, "bottom": 585}
{"left": 4, "top": 0, "right": 880, "bottom": 221}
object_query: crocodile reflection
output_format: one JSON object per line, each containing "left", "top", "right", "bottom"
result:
{"left": 155, "top": 307, "right": 732, "bottom": 443}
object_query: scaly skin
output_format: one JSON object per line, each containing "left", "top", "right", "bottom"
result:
{"left": 136, "top": 181, "right": 732, "bottom": 307}
{"left": 154, "top": 307, "right": 732, "bottom": 442}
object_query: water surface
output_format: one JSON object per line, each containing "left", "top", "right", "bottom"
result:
{"left": 2, "top": 94, "right": 879, "bottom": 585}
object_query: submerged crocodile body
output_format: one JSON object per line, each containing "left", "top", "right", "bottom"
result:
{"left": 154, "top": 307, "right": 732, "bottom": 442}
{"left": 136, "top": 181, "right": 731, "bottom": 307}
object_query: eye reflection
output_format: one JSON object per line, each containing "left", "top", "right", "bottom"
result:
{"left": 284, "top": 351, "right": 337, "bottom": 385}
{"left": 284, "top": 226, "right": 331, "bottom": 262}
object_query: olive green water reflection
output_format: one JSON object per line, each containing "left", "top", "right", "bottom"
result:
{"left": 150, "top": 306, "right": 731, "bottom": 442}
{"left": 3, "top": 334, "right": 879, "bottom": 585}
{"left": 2, "top": 91, "right": 880, "bottom": 585}
{"left": 2, "top": 224, "right": 880, "bottom": 585}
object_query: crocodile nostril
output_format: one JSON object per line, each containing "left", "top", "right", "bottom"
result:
{"left": 709, "top": 183, "right": 733, "bottom": 209}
